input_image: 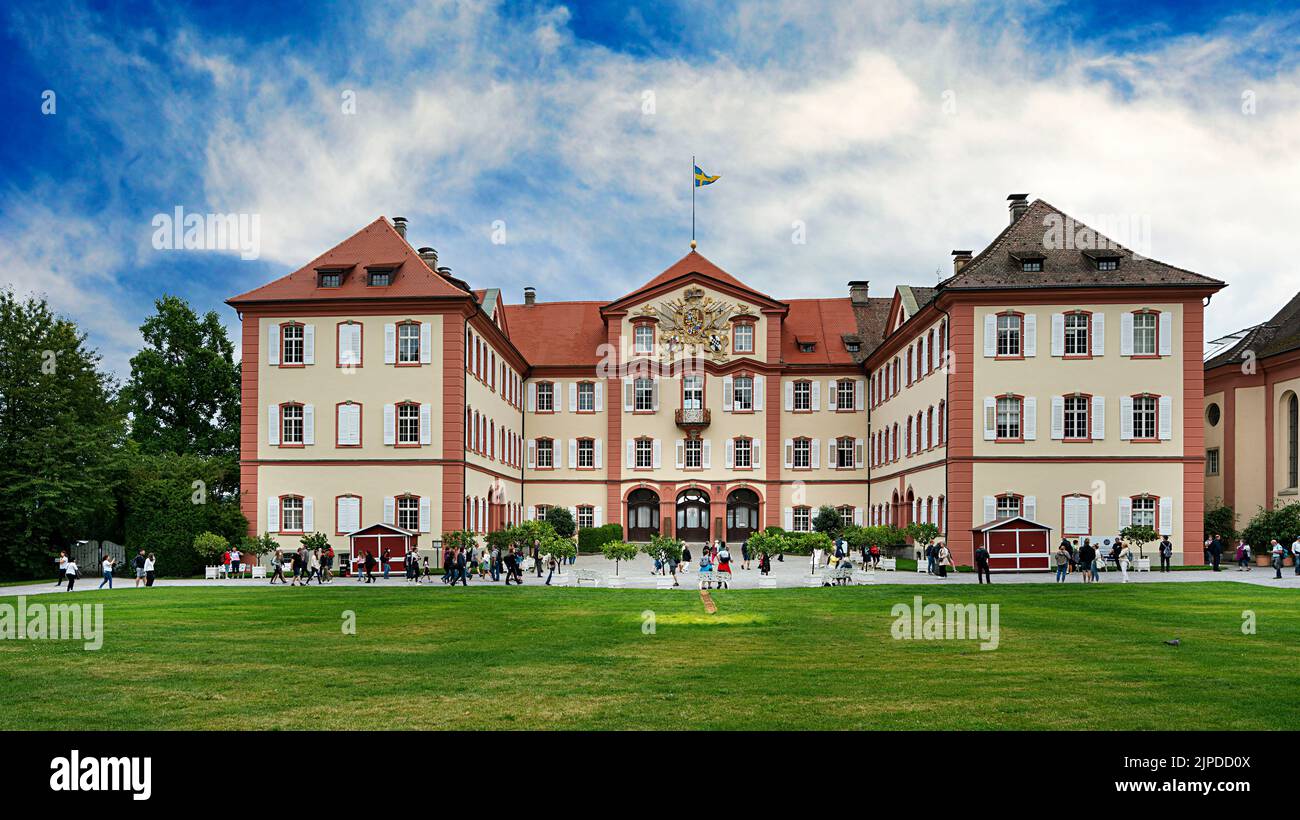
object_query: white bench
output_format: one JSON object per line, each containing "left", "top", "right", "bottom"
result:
{"left": 696, "top": 570, "right": 732, "bottom": 589}
{"left": 820, "top": 566, "right": 855, "bottom": 586}
{"left": 251, "top": 565, "right": 267, "bottom": 579}
{"left": 1135, "top": 558, "right": 1151, "bottom": 572}
{"left": 573, "top": 569, "right": 602, "bottom": 586}
{"left": 879, "top": 557, "right": 897, "bottom": 571}
{"left": 204, "top": 566, "right": 219, "bottom": 580}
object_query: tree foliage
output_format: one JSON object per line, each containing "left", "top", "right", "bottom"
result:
{"left": 124, "top": 452, "right": 246, "bottom": 576}
{"left": 906, "top": 522, "right": 941, "bottom": 550}
{"left": 812, "top": 505, "right": 844, "bottom": 535}
{"left": 599, "top": 540, "right": 639, "bottom": 574}
{"left": 1203, "top": 504, "right": 1238, "bottom": 544}
{"left": 544, "top": 506, "right": 576, "bottom": 538}
{"left": 1241, "top": 503, "right": 1300, "bottom": 550}
{"left": 192, "top": 531, "right": 229, "bottom": 563}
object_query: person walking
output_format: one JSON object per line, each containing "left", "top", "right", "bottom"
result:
{"left": 503, "top": 547, "right": 520, "bottom": 585}
{"left": 936, "top": 542, "right": 952, "bottom": 578}
{"left": 270, "top": 549, "right": 286, "bottom": 584}
{"left": 1292, "top": 536, "right": 1300, "bottom": 576}
{"left": 680, "top": 543, "right": 692, "bottom": 574}
{"left": 1086, "top": 539, "right": 1100, "bottom": 582}
{"left": 322, "top": 544, "right": 335, "bottom": 583}
{"left": 98, "top": 554, "right": 116, "bottom": 589}
{"left": 1235, "top": 539, "right": 1251, "bottom": 571}
{"left": 925, "top": 542, "right": 937, "bottom": 575}
{"left": 381, "top": 548, "right": 391, "bottom": 581}
{"left": 531, "top": 539, "right": 543, "bottom": 577}
{"left": 716, "top": 544, "right": 732, "bottom": 589}
{"left": 1158, "top": 536, "right": 1173, "bottom": 573}
{"left": 740, "top": 540, "right": 750, "bottom": 571}
{"left": 1270, "top": 539, "right": 1286, "bottom": 579}
{"left": 229, "top": 546, "right": 242, "bottom": 578}
{"left": 1054, "top": 541, "right": 1069, "bottom": 582}
{"left": 133, "top": 549, "right": 147, "bottom": 588}
{"left": 144, "top": 553, "right": 157, "bottom": 587}
{"left": 64, "top": 557, "right": 79, "bottom": 591}
{"left": 1209, "top": 533, "right": 1224, "bottom": 572}
{"left": 453, "top": 547, "right": 468, "bottom": 586}
{"left": 364, "top": 550, "right": 377, "bottom": 583}
{"left": 974, "top": 543, "right": 992, "bottom": 584}
{"left": 1078, "top": 540, "right": 1096, "bottom": 584}
{"left": 489, "top": 545, "right": 501, "bottom": 582}
{"left": 545, "top": 553, "right": 557, "bottom": 586}
{"left": 54, "top": 550, "right": 69, "bottom": 588}
{"left": 1118, "top": 541, "right": 1132, "bottom": 583}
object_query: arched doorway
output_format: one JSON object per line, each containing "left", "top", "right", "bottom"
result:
{"left": 905, "top": 488, "right": 916, "bottom": 529}
{"left": 626, "top": 489, "right": 660, "bottom": 542}
{"left": 726, "top": 488, "right": 761, "bottom": 543}
{"left": 676, "top": 488, "right": 711, "bottom": 543}
{"left": 891, "top": 490, "right": 901, "bottom": 528}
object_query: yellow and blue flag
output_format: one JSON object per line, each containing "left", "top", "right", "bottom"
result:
{"left": 694, "top": 164, "right": 720, "bottom": 187}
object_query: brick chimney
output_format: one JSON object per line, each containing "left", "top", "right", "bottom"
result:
{"left": 951, "top": 250, "right": 973, "bottom": 273}
{"left": 418, "top": 247, "right": 438, "bottom": 270}
{"left": 848, "top": 280, "right": 870, "bottom": 305}
{"left": 524, "top": 286, "right": 536, "bottom": 306}
{"left": 392, "top": 216, "right": 408, "bottom": 240}
{"left": 1007, "top": 194, "right": 1029, "bottom": 224}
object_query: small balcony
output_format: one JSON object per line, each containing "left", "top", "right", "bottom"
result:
{"left": 675, "top": 407, "right": 711, "bottom": 431}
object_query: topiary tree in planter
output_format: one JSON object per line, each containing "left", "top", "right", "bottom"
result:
{"left": 745, "top": 529, "right": 786, "bottom": 560}
{"left": 812, "top": 505, "right": 844, "bottom": 536}
{"left": 1119, "top": 524, "right": 1158, "bottom": 559}
{"left": 300, "top": 531, "right": 330, "bottom": 551}
{"left": 642, "top": 533, "right": 684, "bottom": 566}
{"left": 906, "top": 522, "right": 940, "bottom": 560}
{"left": 193, "top": 531, "right": 229, "bottom": 565}
{"left": 1241, "top": 502, "right": 1300, "bottom": 560}
{"left": 600, "top": 540, "right": 639, "bottom": 575}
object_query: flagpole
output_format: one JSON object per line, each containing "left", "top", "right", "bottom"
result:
{"left": 691, "top": 154, "right": 696, "bottom": 249}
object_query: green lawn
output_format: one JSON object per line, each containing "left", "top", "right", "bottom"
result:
{"left": 1, "top": 583, "right": 1296, "bottom": 730}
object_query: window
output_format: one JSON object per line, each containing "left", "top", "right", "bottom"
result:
{"left": 577, "top": 438, "right": 594, "bottom": 469}
{"left": 798, "top": 342, "right": 816, "bottom": 353}
{"left": 996, "top": 396, "right": 1022, "bottom": 440}
{"left": 536, "top": 438, "right": 554, "bottom": 468}
{"left": 534, "top": 504, "right": 551, "bottom": 520}
{"left": 1131, "top": 496, "right": 1156, "bottom": 528}
{"left": 837, "top": 379, "right": 855, "bottom": 410}
{"left": 1133, "top": 312, "right": 1158, "bottom": 356}
{"left": 634, "top": 378, "right": 654, "bottom": 412}
{"left": 733, "top": 376, "right": 753, "bottom": 411}
{"left": 1132, "top": 395, "right": 1157, "bottom": 440}
{"left": 996, "top": 495, "right": 1021, "bottom": 520}
{"left": 368, "top": 269, "right": 392, "bottom": 287}
{"left": 1288, "top": 393, "right": 1298, "bottom": 488}
{"left": 1064, "top": 395, "right": 1090, "bottom": 440}
{"left": 733, "top": 437, "right": 752, "bottom": 468}
{"left": 536, "top": 382, "right": 554, "bottom": 412}
{"left": 281, "top": 496, "right": 304, "bottom": 532}
{"left": 1064, "top": 312, "right": 1089, "bottom": 356}
{"left": 792, "top": 506, "right": 811, "bottom": 532}
{"left": 1206, "top": 402, "right": 1221, "bottom": 427}
{"left": 397, "top": 322, "right": 420, "bottom": 364}
{"left": 397, "top": 403, "right": 420, "bottom": 445}
{"left": 281, "top": 324, "right": 304, "bottom": 365}
{"left": 734, "top": 323, "right": 754, "bottom": 353}
{"left": 837, "top": 505, "right": 854, "bottom": 525}
{"left": 996, "top": 314, "right": 1022, "bottom": 357}
{"left": 577, "top": 506, "right": 594, "bottom": 529}
{"left": 1206, "top": 447, "right": 1220, "bottom": 477}
{"left": 845, "top": 341, "right": 860, "bottom": 353}
{"left": 793, "top": 381, "right": 812, "bottom": 411}
{"left": 635, "top": 438, "right": 653, "bottom": 469}
{"left": 1020, "top": 258, "right": 1043, "bottom": 272}
{"left": 634, "top": 323, "right": 654, "bottom": 355}
{"left": 683, "top": 375, "right": 703, "bottom": 410}
{"left": 280, "top": 404, "right": 304, "bottom": 445}
{"left": 836, "top": 437, "right": 854, "bottom": 469}
{"left": 397, "top": 496, "right": 419, "bottom": 531}
{"left": 793, "top": 438, "right": 811, "bottom": 469}
{"left": 1096, "top": 257, "right": 1119, "bottom": 271}
{"left": 684, "top": 438, "right": 702, "bottom": 469}
{"left": 318, "top": 271, "right": 341, "bottom": 288}
{"left": 577, "top": 382, "right": 595, "bottom": 412}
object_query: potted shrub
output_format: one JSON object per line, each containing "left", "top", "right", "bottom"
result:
{"left": 600, "top": 540, "right": 639, "bottom": 575}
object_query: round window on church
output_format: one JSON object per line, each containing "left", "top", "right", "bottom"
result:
{"left": 1206, "top": 402, "right": 1221, "bottom": 427}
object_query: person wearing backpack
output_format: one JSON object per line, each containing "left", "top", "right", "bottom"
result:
{"left": 1158, "top": 536, "right": 1173, "bottom": 572}
{"left": 974, "top": 543, "right": 992, "bottom": 584}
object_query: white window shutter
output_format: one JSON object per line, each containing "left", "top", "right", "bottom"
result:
{"left": 752, "top": 439, "right": 761, "bottom": 465}
{"left": 420, "top": 403, "right": 431, "bottom": 445}
{"left": 726, "top": 438, "right": 734, "bottom": 468}
{"left": 1024, "top": 397, "right": 1037, "bottom": 440}
{"left": 384, "top": 323, "right": 396, "bottom": 364}
{"left": 982, "top": 496, "right": 996, "bottom": 523}
{"left": 930, "top": 411, "right": 938, "bottom": 447}
{"left": 267, "top": 324, "right": 280, "bottom": 366}
{"left": 1092, "top": 312, "right": 1105, "bottom": 356}
{"left": 303, "top": 404, "right": 315, "bottom": 445}
{"left": 569, "top": 438, "right": 578, "bottom": 469}
{"left": 1159, "top": 311, "right": 1173, "bottom": 356}
{"left": 1120, "top": 396, "right": 1133, "bottom": 440}
{"left": 419, "top": 322, "right": 432, "bottom": 364}
{"left": 302, "top": 324, "right": 315, "bottom": 365}
{"left": 1051, "top": 313, "right": 1064, "bottom": 356}
{"left": 754, "top": 375, "right": 765, "bottom": 409}
{"left": 1091, "top": 395, "right": 1106, "bottom": 440}
{"left": 1120, "top": 312, "right": 1134, "bottom": 356}
{"left": 784, "top": 439, "right": 794, "bottom": 468}
{"left": 594, "top": 439, "right": 603, "bottom": 469}
{"left": 1051, "top": 396, "right": 1064, "bottom": 440}
{"left": 1158, "top": 395, "right": 1173, "bottom": 440}
{"left": 652, "top": 440, "right": 661, "bottom": 469}
{"left": 267, "top": 405, "right": 280, "bottom": 446}
{"left": 1119, "top": 496, "right": 1132, "bottom": 529}
{"left": 384, "top": 496, "right": 396, "bottom": 525}
{"left": 784, "top": 507, "right": 793, "bottom": 530}
{"left": 723, "top": 375, "right": 733, "bottom": 411}
{"left": 527, "top": 439, "right": 536, "bottom": 469}
{"left": 784, "top": 381, "right": 794, "bottom": 411}
{"left": 1159, "top": 497, "right": 1174, "bottom": 536}
{"left": 383, "top": 404, "right": 396, "bottom": 445}
{"left": 528, "top": 382, "right": 536, "bottom": 412}
{"left": 983, "top": 397, "right": 996, "bottom": 440}
{"left": 267, "top": 497, "right": 280, "bottom": 533}
{"left": 651, "top": 380, "right": 659, "bottom": 411}
{"left": 1023, "top": 495, "right": 1036, "bottom": 522}
{"left": 827, "top": 380, "right": 837, "bottom": 410}
{"left": 623, "top": 378, "right": 633, "bottom": 412}
{"left": 569, "top": 383, "right": 577, "bottom": 412}
{"left": 855, "top": 438, "right": 864, "bottom": 468}
{"left": 527, "top": 506, "right": 535, "bottom": 521}
{"left": 853, "top": 508, "right": 862, "bottom": 526}
{"left": 594, "top": 506, "right": 603, "bottom": 527}
{"left": 983, "top": 314, "right": 997, "bottom": 356}
{"left": 419, "top": 497, "right": 431, "bottom": 533}
{"left": 675, "top": 440, "right": 685, "bottom": 469}
{"left": 855, "top": 380, "right": 864, "bottom": 410}
{"left": 303, "top": 497, "right": 314, "bottom": 531}
{"left": 594, "top": 381, "right": 603, "bottom": 411}
{"left": 811, "top": 439, "right": 820, "bottom": 468}
{"left": 811, "top": 380, "right": 821, "bottom": 411}
{"left": 625, "top": 439, "right": 634, "bottom": 468}
{"left": 1023, "top": 314, "right": 1037, "bottom": 357}
{"left": 702, "top": 439, "right": 711, "bottom": 469}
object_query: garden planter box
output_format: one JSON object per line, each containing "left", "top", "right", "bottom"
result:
{"left": 1255, "top": 554, "right": 1295, "bottom": 567}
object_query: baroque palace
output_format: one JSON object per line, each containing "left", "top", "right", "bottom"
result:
{"left": 228, "top": 193, "right": 1225, "bottom": 568}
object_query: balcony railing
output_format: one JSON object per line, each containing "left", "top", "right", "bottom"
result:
{"left": 674, "top": 407, "right": 711, "bottom": 429}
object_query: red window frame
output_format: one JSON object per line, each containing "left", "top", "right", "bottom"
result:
{"left": 791, "top": 436, "right": 813, "bottom": 470}
{"left": 334, "top": 494, "right": 362, "bottom": 536}
{"left": 995, "top": 311, "right": 1026, "bottom": 360}
{"left": 730, "top": 373, "right": 756, "bottom": 414}
{"left": 994, "top": 393, "right": 1025, "bottom": 443}
{"left": 732, "top": 436, "right": 754, "bottom": 470}
{"left": 534, "top": 436, "right": 556, "bottom": 470}
{"left": 395, "top": 320, "right": 422, "bottom": 367}
{"left": 835, "top": 378, "right": 856, "bottom": 413}
{"left": 335, "top": 401, "right": 362, "bottom": 448}
{"left": 336, "top": 321, "right": 363, "bottom": 368}
{"left": 1062, "top": 392, "right": 1093, "bottom": 442}
{"left": 575, "top": 437, "right": 596, "bottom": 470}
{"left": 631, "top": 320, "right": 657, "bottom": 356}
{"left": 535, "top": 381, "right": 557, "bottom": 414}
{"left": 278, "top": 401, "right": 305, "bottom": 448}
{"left": 1130, "top": 392, "right": 1161, "bottom": 442}
{"left": 792, "top": 379, "right": 813, "bottom": 413}
{"left": 731, "top": 317, "right": 756, "bottom": 354}
{"left": 576, "top": 380, "right": 597, "bottom": 414}
{"left": 1062, "top": 310, "right": 1093, "bottom": 360}
{"left": 395, "top": 401, "right": 422, "bottom": 449}
{"left": 1061, "top": 493, "right": 1092, "bottom": 536}
{"left": 279, "top": 321, "right": 306, "bottom": 368}
{"left": 1129, "top": 310, "right": 1162, "bottom": 359}
{"left": 995, "top": 493, "right": 1024, "bottom": 520}
{"left": 279, "top": 494, "right": 305, "bottom": 534}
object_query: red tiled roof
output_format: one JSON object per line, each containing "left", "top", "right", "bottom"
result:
{"left": 228, "top": 217, "right": 470, "bottom": 305}
{"left": 501, "top": 301, "right": 607, "bottom": 367}
{"left": 782, "top": 298, "right": 860, "bottom": 365}
{"left": 611, "top": 250, "right": 773, "bottom": 307}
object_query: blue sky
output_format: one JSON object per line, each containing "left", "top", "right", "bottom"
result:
{"left": 2, "top": 0, "right": 1299, "bottom": 376}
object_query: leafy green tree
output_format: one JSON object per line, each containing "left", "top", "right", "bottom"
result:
{"left": 120, "top": 296, "right": 240, "bottom": 460}
{"left": 193, "top": 531, "right": 229, "bottom": 563}
{"left": 0, "top": 291, "right": 127, "bottom": 577}
{"left": 907, "top": 522, "right": 941, "bottom": 553}
{"left": 642, "top": 533, "right": 683, "bottom": 564}
{"left": 1119, "top": 524, "right": 1158, "bottom": 558}
{"left": 745, "top": 529, "right": 786, "bottom": 558}
{"left": 600, "top": 540, "right": 639, "bottom": 575}
{"left": 441, "top": 530, "right": 477, "bottom": 553}
{"left": 241, "top": 532, "right": 279, "bottom": 556}
{"left": 123, "top": 451, "right": 246, "bottom": 576}
{"left": 1203, "top": 504, "right": 1238, "bottom": 544}
{"left": 1241, "top": 503, "right": 1300, "bottom": 551}
{"left": 301, "top": 532, "right": 331, "bottom": 551}
{"left": 540, "top": 531, "right": 576, "bottom": 561}
{"left": 812, "top": 505, "right": 844, "bottom": 535}
{"left": 544, "top": 506, "right": 576, "bottom": 538}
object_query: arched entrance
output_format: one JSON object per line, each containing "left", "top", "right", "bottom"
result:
{"left": 675, "top": 487, "right": 711, "bottom": 543}
{"left": 626, "top": 488, "right": 660, "bottom": 542}
{"left": 726, "top": 488, "right": 761, "bottom": 543}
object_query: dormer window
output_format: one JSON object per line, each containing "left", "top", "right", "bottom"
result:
{"left": 1096, "top": 257, "right": 1120, "bottom": 271}
{"left": 318, "top": 271, "right": 342, "bottom": 288}
{"left": 798, "top": 341, "right": 817, "bottom": 353}
{"left": 845, "top": 341, "right": 860, "bottom": 353}
{"left": 368, "top": 269, "right": 393, "bottom": 287}
{"left": 1020, "top": 258, "right": 1043, "bottom": 272}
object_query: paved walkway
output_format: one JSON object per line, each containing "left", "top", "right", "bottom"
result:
{"left": 4, "top": 554, "right": 1298, "bottom": 597}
